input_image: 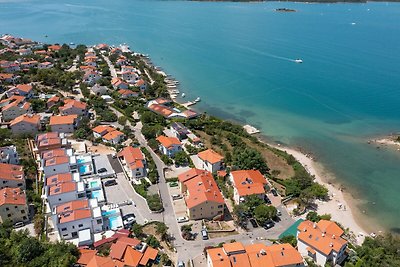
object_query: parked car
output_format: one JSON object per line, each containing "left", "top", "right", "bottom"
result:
{"left": 264, "top": 194, "right": 272, "bottom": 204}
{"left": 201, "top": 229, "right": 209, "bottom": 240}
{"left": 263, "top": 220, "right": 275, "bottom": 230}
{"left": 104, "top": 179, "right": 117, "bottom": 187}
{"left": 14, "top": 222, "right": 24, "bottom": 228}
{"left": 98, "top": 168, "right": 107, "bottom": 173}
{"left": 177, "top": 261, "right": 185, "bottom": 267}
{"left": 169, "top": 181, "right": 178, "bottom": 187}
{"left": 172, "top": 194, "right": 183, "bottom": 200}
{"left": 249, "top": 218, "right": 258, "bottom": 228}
{"left": 277, "top": 209, "right": 282, "bottom": 216}
{"left": 271, "top": 189, "right": 278, "bottom": 197}
{"left": 177, "top": 216, "right": 189, "bottom": 223}
{"left": 123, "top": 216, "right": 136, "bottom": 228}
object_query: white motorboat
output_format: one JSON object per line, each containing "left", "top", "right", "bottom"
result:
{"left": 181, "top": 93, "right": 185, "bottom": 98}
{"left": 195, "top": 97, "right": 201, "bottom": 102}
{"left": 294, "top": 59, "right": 303, "bottom": 63}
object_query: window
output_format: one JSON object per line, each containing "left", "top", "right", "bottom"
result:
{"left": 63, "top": 234, "right": 68, "bottom": 237}
{"left": 211, "top": 206, "right": 214, "bottom": 209}
{"left": 61, "top": 228, "right": 67, "bottom": 231}
{"left": 21, "top": 210, "right": 25, "bottom": 214}
{"left": 218, "top": 205, "right": 223, "bottom": 208}
{"left": 78, "top": 224, "right": 83, "bottom": 228}
{"left": 97, "top": 219, "right": 102, "bottom": 224}
{"left": 7, "top": 214, "right": 11, "bottom": 217}
{"left": 22, "top": 216, "right": 27, "bottom": 220}
{"left": 15, "top": 206, "right": 17, "bottom": 209}
{"left": 5, "top": 207, "right": 9, "bottom": 211}
{"left": 72, "top": 226, "right": 75, "bottom": 229}
{"left": 17, "top": 183, "right": 23, "bottom": 187}
{"left": 53, "top": 169, "right": 56, "bottom": 171}
{"left": 58, "top": 198, "right": 62, "bottom": 201}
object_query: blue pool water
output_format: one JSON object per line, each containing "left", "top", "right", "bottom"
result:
{"left": 2, "top": 0, "right": 400, "bottom": 232}
{"left": 79, "top": 165, "right": 90, "bottom": 174}
{"left": 102, "top": 209, "right": 118, "bottom": 217}
{"left": 109, "top": 216, "right": 121, "bottom": 230}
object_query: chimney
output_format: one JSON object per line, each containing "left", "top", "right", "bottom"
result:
{"left": 329, "top": 243, "right": 333, "bottom": 247}
{"left": 313, "top": 222, "right": 317, "bottom": 229}
{"left": 332, "top": 235, "right": 336, "bottom": 239}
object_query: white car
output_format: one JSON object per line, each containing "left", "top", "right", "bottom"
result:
{"left": 177, "top": 216, "right": 189, "bottom": 223}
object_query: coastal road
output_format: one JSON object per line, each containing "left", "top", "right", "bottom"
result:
{"left": 103, "top": 55, "right": 117, "bottom": 78}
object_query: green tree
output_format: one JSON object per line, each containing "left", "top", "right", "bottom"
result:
{"left": 30, "top": 99, "right": 47, "bottom": 112}
{"left": 145, "top": 235, "right": 160, "bottom": 248}
{"left": 254, "top": 205, "right": 277, "bottom": 225}
{"left": 232, "top": 147, "right": 269, "bottom": 173}
{"left": 118, "top": 116, "right": 127, "bottom": 125}
{"left": 131, "top": 223, "right": 143, "bottom": 238}
{"left": 279, "top": 235, "right": 297, "bottom": 247}
{"left": 173, "top": 151, "right": 189, "bottom": 166}
{"left": 155, "top": 222, "right": 169, "bottom": 241}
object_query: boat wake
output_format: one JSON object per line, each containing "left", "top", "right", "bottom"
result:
{"left": 234, "top": 44, "right": 299, "bottom": 63}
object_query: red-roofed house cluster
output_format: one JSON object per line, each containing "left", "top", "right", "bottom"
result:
{"left": 146, "top": 98, "right": 198, "bottom": 119}
{"left": 76, "top": 232, "right": 159, "bottom": 267}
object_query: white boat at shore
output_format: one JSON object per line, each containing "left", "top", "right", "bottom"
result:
{"left": 195, "top": 97, "right": 201, "bottom": 102}
{"left": 294, "top": 59, "right": 303, "bottom": 63}
{"left": 182, "top": 93, "right": 185, "bottom": 98}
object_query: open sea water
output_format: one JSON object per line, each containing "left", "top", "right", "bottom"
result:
{"left": 1, "top": 0, "right": 400, "bottom": 232}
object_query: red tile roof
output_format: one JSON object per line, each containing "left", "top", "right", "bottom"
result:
{"left": 156, "top": 135, "right": 181, "bottom": 149}
{"left": 0, "top": 187, "right": 26, "bottom": 206}
{"left": 56, "top": 199, "right": 89, "bottom": 214}
{"left": 9, "top": 114, "right": 40, "bottom": 127}
{"left": 183, "top": 169, "right": 224, "bottom": 209}
{"left": 49, "top": 114, "right": 77, "bottom": 125}
{"left": 78, "top": 249, "right": 97, "bottom": 265}
{"left": 46, "top": 173, "right": 73, "bottom": 186}
{"left": 59, "top": 99, "right": 87, "bottom": 111}
{"left": 59, "top": 209, "right": 91, "bottom": 224}
{"left": 0, "top": 163, "right": 24, "bottom": 182}
{"left": 109, "top": 237, "right": 141, "bottom": 260}
{"left": 139, "top": 246, "right": 158, "bottom": 266}
{"left": 230, "top": 170, "right": 267, "bottom": 198}
{"left": 123, "top": 246, "right": 143, "bottom": 267}
{"left": 198, "top": 149, "right": 224, "bottom": 164}
{"left": 48, "top": 182, "right": 76, "bottom": 196}
{"left": 117, "top": 146, "right": 145, "bottom": 170}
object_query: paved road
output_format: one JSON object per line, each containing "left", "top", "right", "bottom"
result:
{"left": 106, "top": 62, "right": 296, "bottom": 265}
{"left": 103, "top": 55, "right": 117, "bottom": 78}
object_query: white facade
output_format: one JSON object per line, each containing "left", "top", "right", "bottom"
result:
{"left": 2, "top": 105, "right": 31, "bottom": 121}
{"left": 10, "top": 120, "right": 39, "bottom": 135}
{"left": 0, "top": 146, "right": 19, "bottom": 164}
{"left": 43, "top": 162, "right": 70, "bottom": 177}
{"left": 200, "top": 160, "right": 222, "bottom": 174}
{"left": 297, "top": 230, "right": 347, "bottom": 266}
{"left": 159, "top": 144, "right": 182, "bottom": 157}
{"left": 45, "top": 183, "right": 86, "bottom": 209}
{"left": 50, "top": 123, "right": 76, "bottom": 133}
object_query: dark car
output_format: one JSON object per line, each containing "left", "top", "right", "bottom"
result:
{"left": 271, "top": 189, "right": 278, "bottom": 197}
{"left": 98, "top": 168, "right": 107, "bottom": 173}
{"left": 264, "top": 195, "right": 272, "bottom": 204}
{"left": 249, "top": 218, "right": 258, "bottom": 228}
{"left": 104, "top": 179, "right": 117, "bottom": 187}
{"left": 263, "top": 220, "right": 275, "bottom": 230}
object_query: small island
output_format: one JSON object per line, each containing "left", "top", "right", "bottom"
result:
{"left": 276, "top": 8, "right": 297, "bottom": 12}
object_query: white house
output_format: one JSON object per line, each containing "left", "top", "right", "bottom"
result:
{"left": 45, "top": 181, "right": 86, "bottom": 210}
{"left": 92, "top": 125, "right": 124, "bottom": 145}
{"left": 52, "top": 198, "right": 103, "bottom": 240}
{"left": 49, "top": 115, "right": 78, "bottom": 133}
{"left": 0, "top": 163, "right": 25, "bottom": 190}
{"left": 0, "top": 187, "right": 29, "bottom": 224}
{"left": 38, "top": 62, "right": 53, "bottom": 69}
{"left": 117, "top": 146, "right": 147, "bottom": 180}
{"left": 229, "top": 170, "right": 267, "bottom": 205}
{"left": 197, "top": 149, "right": 224, "bottom": 173}
{"left": 297, "top": 220, "right": 348, "bottom": 266}
{"left": 156, "top": 135, "right": 182, "bottom": 157}
{"left": 59, "top": 99, "right": 87, "bottom": 116}
{"left": 9, "top": 114, "right": 40, "bottom": 135}
{"left": 0, "top": 145, "right": 19, "bottom": 164}
{"left": 1, "top": 95, "right": 32, "bottom": 121}
{"left": 43, "top": 155, "right": 71, "bottom": 177}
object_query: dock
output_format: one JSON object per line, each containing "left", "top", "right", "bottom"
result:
{"left": 243, "top": 124, "right": 260, "bottom": 135}
{"left": 182, "top": 101, "right": 197, "bottom": 108}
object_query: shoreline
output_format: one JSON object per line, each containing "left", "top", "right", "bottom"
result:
{"left": 150, "top": 51, "right": 375, "bottom": 245}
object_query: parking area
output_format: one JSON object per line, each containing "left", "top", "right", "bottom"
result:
{"left": 169, "top": 185, "right": 187, "bottom": 218}
{"left": 102, "top": 173, "right": 147, "bottom": 224}
{"left": 93, "top": 154, "right": 116, "bottom": 177}
{"left": 107, "top": 154, "right": 123, "bottom": 173}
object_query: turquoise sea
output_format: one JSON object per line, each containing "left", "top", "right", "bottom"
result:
{"left": 1, "top": 0, "right": 400, "bottom": 232}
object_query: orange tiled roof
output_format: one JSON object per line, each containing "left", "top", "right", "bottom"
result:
{"left": 102, "top": 130, "right": 124, "bottom": 141}
{"left": 148, "top": 104, "right": 174, "bottom": 117}
{"left": 118, "top": 89, "right": 135, "bottom": 96}
{"left": 123, "top": 246, "right": 143, "bottom": 267}
{"left": 46, "top": 173, "right": 73, "bottom": 186}
{"left": 117, "top": 146, "right": 145, "bottom": 170}
{"left": 10, "top": 114, "right": 40, "bottom": 127}
{"left": 156, "top": 135, "right": 181, "bottom": 149}
{"left": 59, "top": 99, "right": 87, "bottom": 111}
{"left": 230, "top": 170, "right": 267, "bottom": 197}
{"left": 198, "top": 149, "right": 224, "bottom": 164}
{"left": 0, "top": 163, "right": 24, "bottom": 181}
{"left": 110, "top": 237, "right": 141, "bottom": 260}
{"left": 1, "top": 95, "right": 26, "bottom": 111}
{"left": 297, "top": 220, "right": 348, "bottom": 256}
{"left": 15, "top": 84, "right": 32, "bottom": 93}
{"left": 56, "top": 199, "right": 89, "bottom": 214}
{"left": 59, "top": 208, "right": 91, "bottom": 224}
{"left": 139, "top": 247, "right": 158, "bottom": 266}
{"left": 0, "top": 187, "right": 26, "bottom": 206}
{"left": 223, "top": 242, "right": 246, "bottom": 254}
{"left": 47, "top": 96, "right": 60, "bottom": 103}
{"left": 44, "top": 155, "right": 69, "bottom": 166}
{"left": 48, "top": 182, "right": 76, "bottom": 196}
{"left": 92, "top": 125, "right": 115, "bottom": 135}
{"left": 183, "top": 169, "right": 224, "bottom": 209}
{"left": 77, "top": 249, "right": 97, "bottom": 265}
{"left": 178, "top": 168, "right": 205, "bottom": 183}
{"left": 49, "top": 114, "right": 77, "bottom": 125}
{"left": 41, "top": 148, "right": 67, "bottom": 160}
{"left": 87, "top": 255, "right": 124, "bottom": 267}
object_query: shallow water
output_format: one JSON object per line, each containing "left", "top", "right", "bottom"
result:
{"left": 1, "top": 0, "right": 400, "bottom": 231}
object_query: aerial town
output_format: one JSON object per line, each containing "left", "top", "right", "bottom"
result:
{"left": 0, "top": 34, "right": 382, "bottom": 267}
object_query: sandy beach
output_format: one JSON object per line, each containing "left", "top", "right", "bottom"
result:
{"left": 271, "top": 144, "right": 369, "bottom": 245}
{"left": 372, "top": 137, "right": 400, "bottom": 150}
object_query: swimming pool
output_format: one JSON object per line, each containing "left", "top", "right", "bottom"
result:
{"left": 89, "top": 180, "right": 100, "bottom": 189}
{"left": 102, "top": 209, "right": 118, "bottom": 217}
{"left": 79, "top": 164, "right": 92, "bottom": 175}
{"left": 109, "top": 216, "right": 122, "bottom": 230}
